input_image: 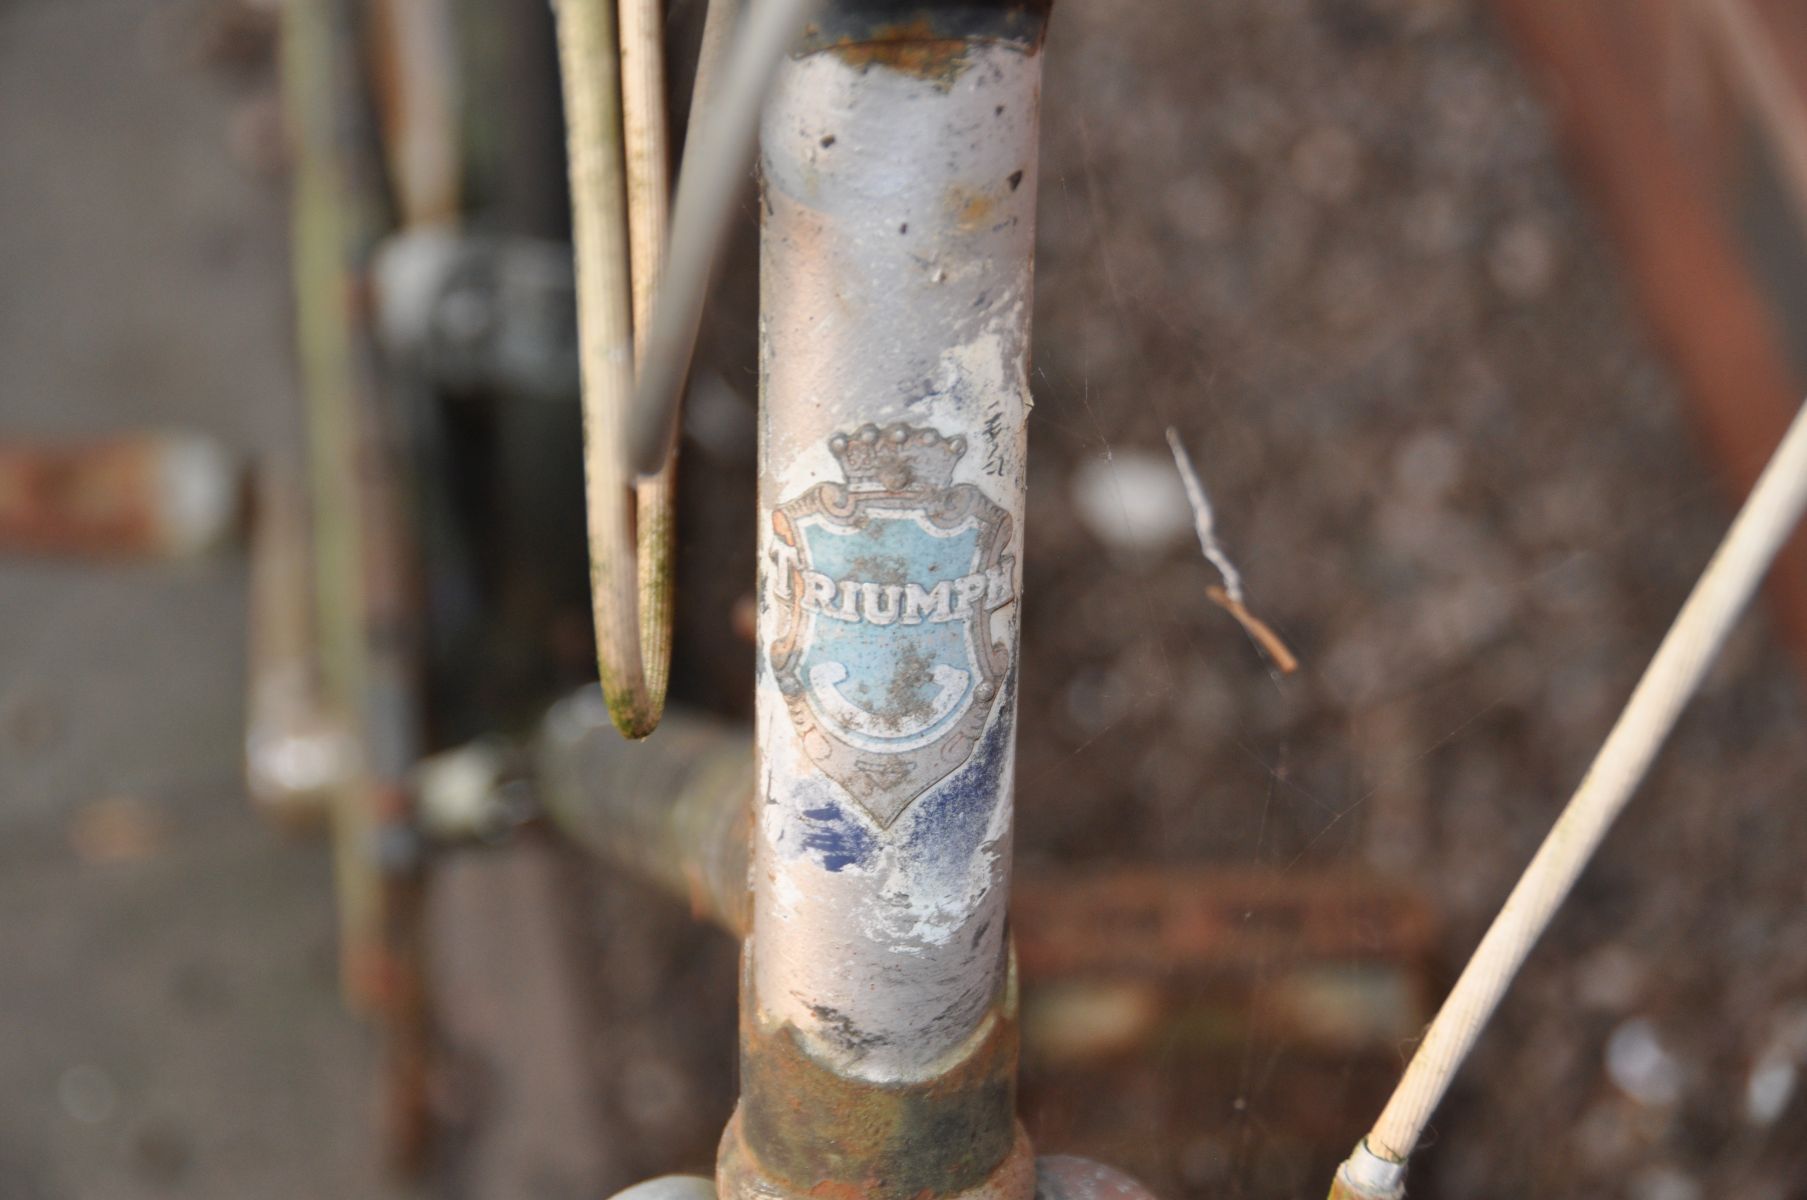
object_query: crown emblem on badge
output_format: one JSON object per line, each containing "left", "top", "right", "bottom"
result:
{"left": 830, "top": 423, "right": 967, "bottom": 493}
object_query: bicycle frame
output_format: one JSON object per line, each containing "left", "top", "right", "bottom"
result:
{"left": 277, "top": 0, "right": 1161, "bottom": 1192}
{"left": 598, "top": 5, "right": 1149, "bottom": 1198}
{"left": 727, "top": 9, "right": 1044, "bottom": 1199}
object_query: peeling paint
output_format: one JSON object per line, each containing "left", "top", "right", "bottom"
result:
{"left": 750, "top": 40, "right": 1039, "bottom": 1085}
{"left": 863, "top": 701, "right": 1015, "bottom": 949}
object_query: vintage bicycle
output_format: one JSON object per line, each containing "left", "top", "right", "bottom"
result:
{"left": 254, "top": 1, "right": 1807, "bottom": 1197}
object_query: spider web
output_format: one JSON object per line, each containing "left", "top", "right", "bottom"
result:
{"left": 1006, "top": 3, "right": 1807, "bottom": 1197}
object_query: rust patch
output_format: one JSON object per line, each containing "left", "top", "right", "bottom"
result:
{"left": 825, "top": 20, "right": 976, "bottom": 84}
{"left": 1013, "top": 867, "right": 1436, "bottom": 979}
{"left": 0, "top": 441, "right": 158, "bottom": 555}
{"left": 735, "top": 968, "right": 1020, "bottom": 1200}
{"left": 948, "top": 185, "right": 998, "bottom": 230}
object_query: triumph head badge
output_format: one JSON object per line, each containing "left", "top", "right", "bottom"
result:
{"left": 766, "top": 423, "right": 1015, "bottom": 827}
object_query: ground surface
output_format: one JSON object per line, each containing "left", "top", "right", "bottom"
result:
{"left": 1017, "top": 5, "right": 1807, "bottom": 1198}
{"left": 0, "top": 1, "right": 378, "bottom": 1196}
{"left": 3, "top": 1, "right": 1806, "bottom": 1199}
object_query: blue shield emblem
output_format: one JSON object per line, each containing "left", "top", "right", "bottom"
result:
{"left": 767, "top": 424, "right": 1013, "bottom": 827}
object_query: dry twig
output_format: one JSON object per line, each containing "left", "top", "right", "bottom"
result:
{"left": 1166, "top": 427, "right": 1298, "bottom": 674}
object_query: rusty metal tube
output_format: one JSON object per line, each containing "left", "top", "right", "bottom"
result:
{"left": 539, "top": 689, "right": 753, "bottom": 932}
{"left": 724, "top": 5, "right": 1048, "bottom": 1199}
{"left": 0, "top": 435, "right": 239, "bottom": 559}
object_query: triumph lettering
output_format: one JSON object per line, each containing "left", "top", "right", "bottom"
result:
{"left": 769, "top": 555, "right": 1013, "bottom": 626}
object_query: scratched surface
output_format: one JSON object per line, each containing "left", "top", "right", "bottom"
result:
{"left": 750, "top": 43, "right": 1039, "bottom": 1083}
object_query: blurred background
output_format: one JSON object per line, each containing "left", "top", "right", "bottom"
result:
{"left": 3, "top": 0, "right": 1807, "bottom": 1197}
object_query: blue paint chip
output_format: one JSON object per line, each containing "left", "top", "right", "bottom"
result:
{"left": 799, "top": 800, "right": 878, "bottom": 872}
{"left": 784, "top": 681, "right": 1015, "bottom": 875}
{"left": 905, "top": 683, "right": 1016, "bottom": 859}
